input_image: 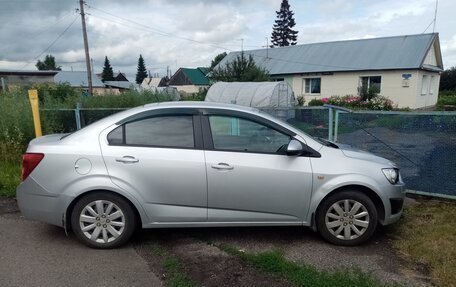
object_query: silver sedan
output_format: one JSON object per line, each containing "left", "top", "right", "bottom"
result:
{"left": 17, "top": 102, "right": 405, "bottom": 248}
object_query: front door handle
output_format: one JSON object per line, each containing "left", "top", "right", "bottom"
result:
{"left": 211, "top": 163, "right": 234, "bottom": 170}
{"left": 115, "top": 156, "right": 139, "bottom": 164}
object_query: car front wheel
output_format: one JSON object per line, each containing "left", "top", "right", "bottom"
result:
{"left": 316, "top": 190, "right": 378, "bottom": 246}
{"left": 71, "top": 192, "right": 136, "bottom": 249}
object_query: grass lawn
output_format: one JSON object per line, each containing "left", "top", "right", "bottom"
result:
{"left": 219, "top": 245, "right": 399, "bottom": 287}
{"left": 392, "top": 199, "right": 456, "bottom": 287}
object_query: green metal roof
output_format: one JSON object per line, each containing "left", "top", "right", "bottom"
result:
{"left": 181, "top": 67, "right": 210, "bottom": 85}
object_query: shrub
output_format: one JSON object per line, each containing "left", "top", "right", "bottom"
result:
{"left": 308, "top": 98, "right": 324, "bottom": 106}
{"left": 436, "top": 91, "right": 456, "bottom": 110}
{"left": 296, "top": 95, "right": 305, "bottom": 106}
{"left": 306, "top": 95, "right": 395, "bottom": 111}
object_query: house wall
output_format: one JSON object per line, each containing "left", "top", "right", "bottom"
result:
{"left": 286, "top": 70, "right": 439, "bottom": 109}
{"left": 423, "top": 43, "right": 438, "bottom": 66}
{"left": 171, "top": 85, "right": 208, "bottom": 95}
{"left": 415, "top": 70, "right": 440, "bottom": 108}
{"left": 1, "top": 75, "right": 54, "bottom": 87}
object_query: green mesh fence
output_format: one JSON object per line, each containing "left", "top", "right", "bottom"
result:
{"left": 41, "top": 106, "right": 456, "bottom": 196}
{"left": 262, "top": 108, "right": 456, "bottom": 197}
{"left": 336, "top": 111, "right": 456, "bottom": 196}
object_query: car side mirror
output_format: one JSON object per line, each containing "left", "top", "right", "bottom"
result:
{"left": 286, "top": 139, "right": 322, "bottom": 157}
{"left": 286, "top": 139, "right": 304, "bottom": 156}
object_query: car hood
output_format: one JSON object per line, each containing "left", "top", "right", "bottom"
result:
{"left": 337, "top": 143, "right": 396, "bottom": 167}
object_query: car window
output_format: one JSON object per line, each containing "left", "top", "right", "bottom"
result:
{"left": 208, "top": 115, "right": 290, "bottom": 153}
{"left": 108, "top": 115, "right": 194, "bottom": 148}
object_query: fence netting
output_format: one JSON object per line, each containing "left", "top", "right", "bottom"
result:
{"left": 41, "top": 107, "right": 456, "bottom": 196}
{"left": 263, "top": 108, "right": 456, "bottom": 197}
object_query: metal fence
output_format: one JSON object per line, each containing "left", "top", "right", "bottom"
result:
{"left": 264, "top": 107, "right": 456, "bottom": 198}
{"left": 40, "top": 105, "right": 456, "bottom": 198}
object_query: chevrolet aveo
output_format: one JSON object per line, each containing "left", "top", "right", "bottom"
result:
{"left": 17, "top": 102, "right": 405, "bottom": 248}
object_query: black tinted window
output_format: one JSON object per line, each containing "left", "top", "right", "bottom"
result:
{"left": 209, "top": 116, "right": 289, "bottom": 153}
{"left": 113, "top": 116, "right": 194, "bottom": 148}
{"left": 107, "top": 126, "right": 123, "bottom": 145}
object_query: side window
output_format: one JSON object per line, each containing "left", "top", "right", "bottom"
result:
{"left": 208, "top": 115, "right": 290, "bottom": 153}
{"left": 107, "top": 115, "right": 194, "bottom": 148}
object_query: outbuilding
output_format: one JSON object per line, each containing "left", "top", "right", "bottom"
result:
{"left": 205, "top": 81, "right": 296, "bottom": 108}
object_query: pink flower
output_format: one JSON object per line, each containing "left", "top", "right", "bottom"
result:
{"left": 321, "top": 98, "right": 329, "bottom": 103}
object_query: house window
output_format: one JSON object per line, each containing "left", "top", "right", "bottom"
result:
{"left": 303, "top": 78, "right": 321, "bottom": 94}
{"left": 421, "top": 75, "right": 430, "bottom": 95}
{"left": 360, "top": 76, "right": 381, "bottom": 93}
{"left": 429, "top": 76, "right": 435, "bottom": 95}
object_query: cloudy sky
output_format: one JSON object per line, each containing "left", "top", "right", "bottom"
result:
{"left": 1, "top": 0, "right": 455, "bottom": 79}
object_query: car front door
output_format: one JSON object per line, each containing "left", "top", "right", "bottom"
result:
{"left": 203, "top": 112, "right": 313, "bottom": 223}
{"left": 100, "top": 110, "right": 207, "bottom": 223}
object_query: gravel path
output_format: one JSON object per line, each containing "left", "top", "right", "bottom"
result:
{"left": 0, "top": 198, "right": 162, "bottom": 287}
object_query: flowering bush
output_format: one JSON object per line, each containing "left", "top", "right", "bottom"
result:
{"left": 307, "top": 95, "right": 395, "bottom": 111}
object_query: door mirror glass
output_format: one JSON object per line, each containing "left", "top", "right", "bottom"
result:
{"left": 286, "top": 139, "right": 303, "bottom": 156}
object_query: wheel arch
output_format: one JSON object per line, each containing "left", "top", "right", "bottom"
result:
{"left": 65, "top": 189, "right": 143, "bottom": 232}
{"left": 314, "top": 184, "right": 385, "bottom": 227}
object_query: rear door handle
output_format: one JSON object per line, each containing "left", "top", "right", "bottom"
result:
{"left": 115, "top": 156, "right": 139, "bottom": 164}
{"left": 211, "top": 163, "right": 234, "bottom": 170}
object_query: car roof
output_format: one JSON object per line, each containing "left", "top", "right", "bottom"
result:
{"left": 144, "top": 101, "right": 259, "bottom": 112}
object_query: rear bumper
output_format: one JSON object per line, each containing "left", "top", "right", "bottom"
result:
{"left": 16, "top": 177, "right": 68, "bottom": 227}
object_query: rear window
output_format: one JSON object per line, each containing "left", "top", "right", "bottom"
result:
{"left": 107, "top": 115, "right": 194, "bottom": 148}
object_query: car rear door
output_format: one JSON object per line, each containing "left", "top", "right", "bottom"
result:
{"left": 100, "top": 109, "right": 207, "bottom": 223}
{"left": 202, "top": 111, "right": 313, "bottom": 223}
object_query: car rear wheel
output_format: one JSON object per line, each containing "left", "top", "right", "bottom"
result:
{"left": 316, "top": 190, "right": 377, "bottom": 246}
{"left": 71, "top": 192, "right": 136, "bottom": 249}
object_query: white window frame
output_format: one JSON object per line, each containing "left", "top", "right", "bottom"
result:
{"left": 359, "top": 76, "right": 382, "bottom": 94}
{"left": 421, "top": 75, "right": 430, "bottom": 96}
{"left": 302, "top": 77, "right": 321, "bottom": 95}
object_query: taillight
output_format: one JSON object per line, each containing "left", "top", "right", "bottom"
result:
{"left": 22, "top": 153, "right": 44, "bottom": 181}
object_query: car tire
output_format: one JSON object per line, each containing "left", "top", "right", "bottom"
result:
{"left": 71, "top": 192, "right": 137, "bottom": 249}
{"left": 316, "top": 190, "right": 378, "bottom": 246}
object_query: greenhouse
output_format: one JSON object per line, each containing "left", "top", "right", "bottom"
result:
{"left": 205, "top": 81, "right": 296, "bottom": 108}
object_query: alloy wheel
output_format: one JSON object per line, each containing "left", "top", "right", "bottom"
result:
{"left": 79, "top": 200, "right": 126, "bottom": 244}
{"left": 325, "top": 199, "right": 370, "bottom": 240}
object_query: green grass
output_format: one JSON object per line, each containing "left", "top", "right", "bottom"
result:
{"left": 149, "top": 243, "right": 199, "bottom": 287}
{"left": 219, "top": 245, "right": 399, "bottom": 287}
{"left": 0, "top": 161, "right": 21, "bottom": 197}
{"left": 392, "top": 201, "right": 456, "bottom": 287}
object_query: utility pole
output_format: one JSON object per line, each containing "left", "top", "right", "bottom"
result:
{"left": 432, "top": 0, "right": 438, "bottom": 33}
{"left": 79, "top": 0, "right": 93, "bottom": 96}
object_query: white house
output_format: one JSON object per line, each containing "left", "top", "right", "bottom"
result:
{"left": 217, "top": 33, "right": 444, "bottom": 109}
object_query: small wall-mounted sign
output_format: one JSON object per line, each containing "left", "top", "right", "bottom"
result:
{"left": 402, "top": 73, "right": 412, "bottom": 80}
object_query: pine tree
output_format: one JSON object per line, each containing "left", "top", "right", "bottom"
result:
{"left": 270, "top": 0, "right": 298, "bottom": 47}
{"left": 135, "top": 54, "right": 148, "bottom": 84}
{"left": 101, "top": 56, "right": 114, "bottom": 82}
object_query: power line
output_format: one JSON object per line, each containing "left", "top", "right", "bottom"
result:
{"left": 22, "top": 16, "right": 79, "bottom": 69}
{"left": 87, "top": 5, "right": 233, "bottom": 51}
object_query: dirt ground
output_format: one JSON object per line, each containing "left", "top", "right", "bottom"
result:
{"left": 133, "top": 222, "right": 431, "bottom": 287}
{"left": 2, "top": 197, "right": 432, "bottom": 287}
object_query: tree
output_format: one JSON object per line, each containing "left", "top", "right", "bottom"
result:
{"left": 135, "top": 54, "right": 148, "bottom": 84}
{"left": 210, "top": 52, "right": 227, "bottom": 71}
{"left": 440, "top": 66, "right": 456, "bottom": 91}
{"left": 35, "top": 54, "right": 61, "bottom": 70}
{"left": 210, "top": 53, "right": 269, "bottom": 82}
{"left": 270, "top": 0, "right": 298, "bottom": 47}
{"left": 101, "top": 56, "right": 114, "bottom": 82}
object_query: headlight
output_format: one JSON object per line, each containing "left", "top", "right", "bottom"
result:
{"left": 382, "top": 168, "right": 399, "bottom": 184}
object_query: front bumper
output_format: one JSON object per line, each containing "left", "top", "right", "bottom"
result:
{"left": 380, "top": 182, "right": 406, "bottom": 225}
